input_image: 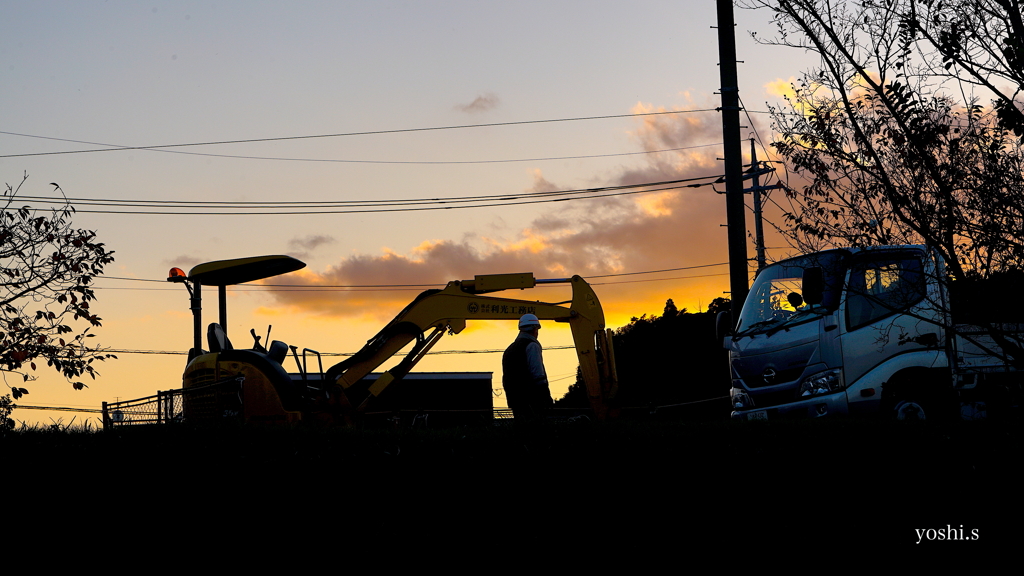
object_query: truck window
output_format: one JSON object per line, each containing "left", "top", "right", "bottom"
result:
{"left": 845, "top": 254, "right": 925, "bottom": 330}
{"left": 735, "top": 251, "right": 846, "bottom": 335}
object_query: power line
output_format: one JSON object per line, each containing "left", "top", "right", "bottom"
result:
{"left": 55, "top": 186, "right": 697, "bottom": 215}
{"left": 98, "top": 261, "right": 729, "bottom": 289}
{"left": 95, "top": 283, "right": 439, "bottom": 291}
{"left": 12, "top": 179, "right": 721, "bottom": 216}
{"left": 586, "top": 262, "right": 727, "bottom": 279}
{"left": 100, "top": 276, "right": 440, "bottom": 288}
{"left": 16, "top": 175, "right": 715, "bottom": 208}
{"left": 91, "top": 271, "right": 731, "bottom": 292}
{"left": 101, "top": 345, "right": 579, "bottom": 357}
{"left": 12, "top": 405, "right": 103, "bottom": 414}
{"left": 592, "top": 272, "right": 730, "bottom": 286}
{"left": 0, "top": 109, "right": 719, "bottom": 159}
{"left": 1, "top": 129, "right": 722, "bottom": 164}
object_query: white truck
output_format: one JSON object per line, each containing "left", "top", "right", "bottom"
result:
{"left": 725, "top": 245, "right": 1023, "bottom": 421}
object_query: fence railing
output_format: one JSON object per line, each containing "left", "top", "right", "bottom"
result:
{"left": 102, "top": 377, "right": 244, "bottom": 430}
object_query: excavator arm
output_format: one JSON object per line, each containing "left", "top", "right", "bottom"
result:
{"left": 325, "top": 273, "right": 619, "bottom": 420}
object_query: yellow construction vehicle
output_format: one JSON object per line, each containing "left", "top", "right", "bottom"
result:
{"left": 168, "top": 255, "right": 618, "bottom": 425}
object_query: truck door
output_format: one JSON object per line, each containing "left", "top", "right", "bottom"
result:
{"left": 839, "top": 250, "right": 936, "bottom": 412}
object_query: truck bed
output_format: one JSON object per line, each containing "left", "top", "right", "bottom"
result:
{"left": 954, "top": 324, "right": 1024, "bottom": 372}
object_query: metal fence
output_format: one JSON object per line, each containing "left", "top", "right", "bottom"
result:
{"left": 102, "top": 377, "right": 244, "bottom": 430}
{"left": 493, "top": 408, "right": 514, "bottom": 420}
{"left": 102, "top": 377, "right": 527, "bottom": 429}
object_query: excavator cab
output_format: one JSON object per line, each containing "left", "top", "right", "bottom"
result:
{"left": 169, "top": 255, "right": 316, "bottom": 422}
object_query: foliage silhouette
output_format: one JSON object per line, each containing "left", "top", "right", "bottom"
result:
{"left": 558, "top": 299, "right": 730, "bottom": 417}
{"left": 1, "top": 174, "right": 116, "bottom": 395}
{"left": 745, "top": 0, "right": 1024, "bottom": 366}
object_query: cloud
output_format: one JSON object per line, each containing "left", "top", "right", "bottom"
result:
{"left": 530, "top": 169, "right": 561, "bottom": 193}
{"left": 165, "top": 254, "right": 204, "bottom": 271}
{"left": 627, "top": 102, "right": 725, "bottom": 172}
{"left": 264, "top": 99, "right": 776, "bottom": 322}
{"left": 286, "top": 234, "right": 336, "bottom": 259}
{"left": 454, "top": 92, "right": 500, "bottom": 113}
{"left": 289, "top": 235, "right": 335, "bottom": 251}
{"left": 765, "top": 77, "right": 799, "bottom": 100}
{"left": 635, "top": 191, "right": 675, "bottom": 217}
{"left": 765, "top": 75, "right": 844, "bottom": 118}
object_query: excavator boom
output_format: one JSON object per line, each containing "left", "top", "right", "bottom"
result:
{"left": 325, "top": 273, "right": 618, "bottom": 420}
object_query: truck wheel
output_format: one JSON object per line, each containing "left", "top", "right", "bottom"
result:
{"left": 883, "top": 369, "right": 954, "bottom": 422}
{"left": 892, "top": 399, "right": 927, "bottom": 421}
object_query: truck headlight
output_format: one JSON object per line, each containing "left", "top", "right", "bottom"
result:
{"left": 731, "top": 388, "right": 753, "bottom": 409}
{"left": 798, "top": 369, "right": 844, "bottom": 397}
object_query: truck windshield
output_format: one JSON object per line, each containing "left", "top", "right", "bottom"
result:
{"left": 736, "top": 251, "right": 846, "bottom": 336}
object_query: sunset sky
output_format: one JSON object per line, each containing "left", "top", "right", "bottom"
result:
{"left": 1, "top": 1, "right": 811, "bottom": 425}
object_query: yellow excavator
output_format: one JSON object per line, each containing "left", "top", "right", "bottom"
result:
{"left": 169, "top": 255, "right": 618, "bottom": 425}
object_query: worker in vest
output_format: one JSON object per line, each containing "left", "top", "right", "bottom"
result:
{"left": 502, "top": 313, "right": 553, "bottom": 421}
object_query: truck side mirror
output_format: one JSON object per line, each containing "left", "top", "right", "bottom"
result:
{"left": 803, "top": 267, "right": 824, "bottom": 306}
{"left": 716, "top": 310, "right": 733, "bottom": 344}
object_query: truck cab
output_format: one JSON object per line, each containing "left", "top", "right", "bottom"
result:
{"left": 728, "top": 245, "right": 950, "bottom": 420}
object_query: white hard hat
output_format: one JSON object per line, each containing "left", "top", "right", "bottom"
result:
{"left": 518, "top": 313, "right": 541, "bottom": 329}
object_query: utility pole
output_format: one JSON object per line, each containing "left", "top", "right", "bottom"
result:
{"left": 717, "top": 0, "right": 749, "bottom": 317}
{"left": 750, "top": 138, "right": 767, "bottom": 272}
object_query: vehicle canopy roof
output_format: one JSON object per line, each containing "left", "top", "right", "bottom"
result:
{"left": 188, "top": 255, "right": 306, "bottom": 286}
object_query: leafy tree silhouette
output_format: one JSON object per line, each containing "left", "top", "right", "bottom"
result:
{"left": 557, "top": 298, "right": 730, "bottom": 418}
{"left": 1, "top": 174, "right": 116, "bottom": 398}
